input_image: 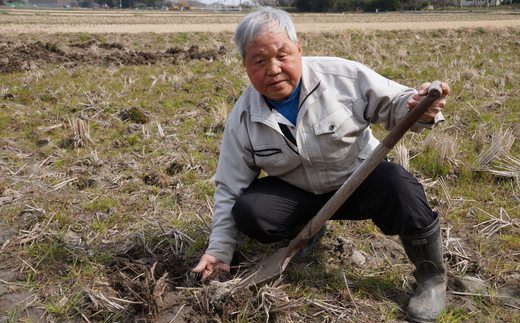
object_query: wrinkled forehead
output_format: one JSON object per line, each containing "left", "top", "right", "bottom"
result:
{"left": 248, "top": 23, "right": 289, "bottom": 48}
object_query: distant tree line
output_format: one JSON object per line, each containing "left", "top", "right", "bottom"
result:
{"left": 295, "top": 0, "right": 431, "bottom": 12}
{"left": 71, "top": 0, "right": 202, "bottom": 8}
{"left": 253, "top": 0, "right": 436, "bottom": 12}
{"left": 122, "top": 0, "right": 203, "bottom": 8}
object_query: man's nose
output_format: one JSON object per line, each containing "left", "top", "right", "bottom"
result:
{"left": 266, "top": 60, "right": 282, "bottom": 75}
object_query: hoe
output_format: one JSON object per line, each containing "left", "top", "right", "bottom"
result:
{"left": 241, "top": 81, "right": 444, "bottom": 287}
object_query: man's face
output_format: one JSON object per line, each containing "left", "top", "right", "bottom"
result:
{"left": 243, "top": 29, "right": 302, "bottom": 102}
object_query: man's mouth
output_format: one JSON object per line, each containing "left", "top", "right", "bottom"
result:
{"left": 269, "top": 80, "right": 286, "bottom": 87}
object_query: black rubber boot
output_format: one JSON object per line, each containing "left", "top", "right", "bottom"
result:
{"left": 399, "top": 215, "right": 446, "bottom": 323}
{"left": 292, "top": 223, "right": 327, "bottom": 260}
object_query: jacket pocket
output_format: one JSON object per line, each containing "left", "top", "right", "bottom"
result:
{"left": 253, "top": 147, "right": 284, "bottom": 167}
{"left": 314, "top": 103, "right": 364, "bottom": 170}
{"left": 252, "top": 143, "right": 301, "bottom": 180}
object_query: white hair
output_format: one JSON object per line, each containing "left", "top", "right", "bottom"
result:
{"left": 234, "top": 7, "right": 298, "bottom": 61}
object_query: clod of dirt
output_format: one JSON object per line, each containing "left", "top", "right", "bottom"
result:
{"left": 331, "top": 236, "right": 355, "bottom": 259}
{"left": 350, "top": 249, "right": 366, "bottom": 266}
{"left": 62, "top": 61, "right": 77, "bottom": 68}
{"left": 166, "top": 161, "right": 184, "bottom": 176}
{"left": 2, "top": 93, "right": 16, "bottom": 100}
{"left": 74, "top": 175, "right": 96, "bottom": 190}
{"left": 119, "top": 107, "right": 150, "bottom": 124}
{"left": 171, "top": 45, "right": 228, "bottom": 64}
{"left": 59, "top": 138, "right": 76, "bottom": 149}
{"left": 187, "top": 45, "right": 218, "bottom": 60}
{"left": 37, "top": 138, "right": 52, "bottom": 147}
{"left": 27, "top": 60, "right": 39, "bottom": 70}
{"left": 166, "top": 47, "right": 182, "bottom": 55}
{"left": 124, "top": 123, "right": 142, "bottom": 133}
{"left": 142, "top": 172, "right": 169, "bottom": 188}
{"left": 202, "top": 268, "right": 232, "bottom": 284}
{"left": 112, "top": 139, "right": 125, "bottom": 148}
{"left": 195, "top": 277, "right": 253, "bottom": 320}
{"left": 70, "top": 39, "right": 98, "bottom": 49}
{"left": 102, "top": 42, "right": 125, "bottom": 50}
{"left": 457, "top": 275, "right": 491, "bottom": 294}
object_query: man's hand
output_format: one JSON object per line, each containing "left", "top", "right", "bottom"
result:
{"left": 407, "top": 82, "right": 451, "bottom": 122}
{"left": 192, "top": 254, "right": 230, "bottom": 280}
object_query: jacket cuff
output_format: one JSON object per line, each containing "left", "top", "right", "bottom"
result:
{"left": 205, "top": 241, "right": 236, "bottom": 266}
{"left": 412, "top": 112, "right": 445, "bottom": 132}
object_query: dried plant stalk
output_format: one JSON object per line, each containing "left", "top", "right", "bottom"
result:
{"left": 474, "top": 123, "right": 486, "bottom": 153}
{"left": 422, "top": 129, "right": 437, "bottom": 150}
{"left": 252, "top": 277, "right": 353, "bottom": 322}
{"left": 474, "top": 207, "right": 519, "bottom": 238}
{"left": 85, "top": 289, "right": 125, "bottom": 312}
{"left": 444, "top": 225, "right": 473, "bottom": 273}
{"left": 462, "top": 69, "right": 477, "bottom": 80}
{"left": 397, "top": 47, "right": 408, "bottom": 60}
{"left": 436, "top": 134, "right": 457, "bottom": 163}
{"left": 438, "top": 176, "right": 452, "bottom": 209}
{"left": 395, "top": 144, "right": 409, "bottom": 171}
{"left": 477, "top": 127, "right": 515, "bottom": 168}
{"left": 210, "top": 98, "right": 230, "bottom": 127}
{"left": 156, "top": 121, "right": 165, "bottom": 138}
{"left": 480, "top": 155, "right": 520, "bottom": 178}
{"left": 69, "top": 118, "right": 94, "bottom": 148}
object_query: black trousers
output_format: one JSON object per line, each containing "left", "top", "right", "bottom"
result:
{"left": 232, "top": 160, "right": 436, "bottom": 244}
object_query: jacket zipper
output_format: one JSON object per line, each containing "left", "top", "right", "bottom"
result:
{"left": 287, "top": 82, "right": 321, "bottom": 155}
{"left": 298, "top": 81, "right": 321, "bottom": 111}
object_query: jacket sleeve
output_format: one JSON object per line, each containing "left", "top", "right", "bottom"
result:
{"left": 205, "top": 110, "right": 260, "bottom": 265}
{"left": 356, "top": 62, "right": 444, "bottom": 133}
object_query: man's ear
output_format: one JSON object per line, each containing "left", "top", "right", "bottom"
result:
{"left": 297, "top": 40, "right": 302, "bottom": 55}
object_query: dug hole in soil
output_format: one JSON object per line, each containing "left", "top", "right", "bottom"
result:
{"left": 100, "top": 245, "right": 251, "bottom": 323}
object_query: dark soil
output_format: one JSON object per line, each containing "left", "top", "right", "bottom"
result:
{"left": 0, "top": 39, "right": 227, "bottom": 74}
{"left": 202, "top": 268, "right": 232, "bottom": 283}
{"left": 101, "top": 248, "right": 253, "bottom": 323}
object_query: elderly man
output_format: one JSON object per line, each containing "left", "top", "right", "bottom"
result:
{"left": 193, "top": 7, "right": 450, "bottom": 323}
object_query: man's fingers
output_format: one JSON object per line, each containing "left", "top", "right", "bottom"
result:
{"left": 410, "top": 81, "right": 450, "bottom": 120}
{"left": 407, "top": 98, "right": 420, "bottom": 109}
{"left": 215, "top": 262, "right": 231, "bottom": 272}
{"left": 194, "top": 259, "right": 215, "bottom": 280}
{"left": 192, "top": 259, "right": 209, "bottom": 273}
{"left": 193, "top": 254, "right": 230, "bottom": 281}
{"left": 418, "top": 82, "right": 430, "bottom": 95}
{"left": 440, "top": 82, "right": 451, "bottom": 96}
{"left": 202, "top": 268, "right": 213, "bottom": 280}
{"left": 201, "top": 262, "right": 230, "bottom": 281}
{"left": 419, "top": 82, "right": 450, "bottom": 97}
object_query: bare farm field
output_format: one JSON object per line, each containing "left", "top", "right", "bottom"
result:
{"left": 0, "top": 9, "right": 520, "bottom": 323}
{"left": 1, "top": 9, "right": 520, "bottom": 33}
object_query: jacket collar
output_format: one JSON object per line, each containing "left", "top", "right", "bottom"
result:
{"left": 298, "top": 58, "right": 326, "bottom": 122}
